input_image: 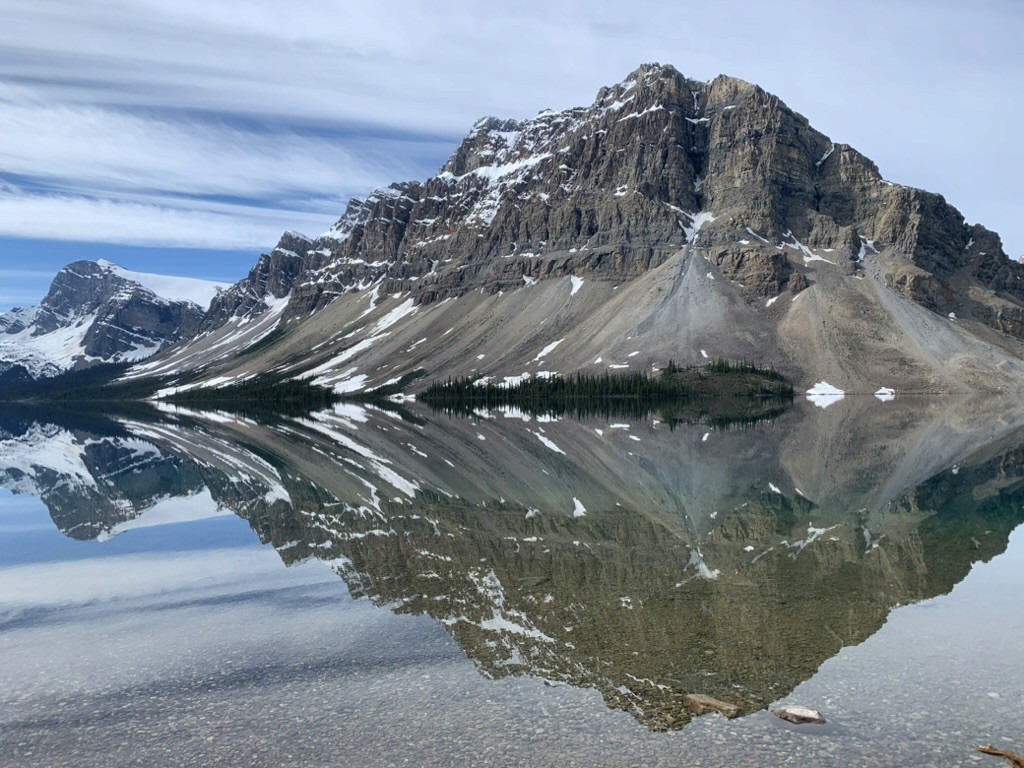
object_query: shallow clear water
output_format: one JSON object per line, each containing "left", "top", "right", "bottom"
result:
{"left": 0, "top": 397, "right": 1022, "bottom": 767}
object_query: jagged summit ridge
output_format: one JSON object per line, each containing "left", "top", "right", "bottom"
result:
{"left": 231, "top": 61, "right": 1019, "bottom": 322}
{"left": 252, "top": 64, "right": 732, "bottom": 317}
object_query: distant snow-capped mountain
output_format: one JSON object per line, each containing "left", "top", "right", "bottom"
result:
{"left": 0, "top": 259, "right": 225, "bottom": 382}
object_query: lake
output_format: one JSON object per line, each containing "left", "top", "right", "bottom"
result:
{"left": 0, "top": 395, "right": 1022, "bottom": 767}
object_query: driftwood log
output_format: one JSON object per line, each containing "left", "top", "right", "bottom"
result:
{"left": 977, "top": 746, "right": 1024, "bottom": 768}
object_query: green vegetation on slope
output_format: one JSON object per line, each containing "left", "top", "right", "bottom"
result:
{"left": 165, "top": 374, "right": 338, "bottom": 418}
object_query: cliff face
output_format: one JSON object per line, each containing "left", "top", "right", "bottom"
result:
{"left": 127, "top": 64, "right": 1024, "bottom": 395}
{"left": 201, "top": 233, "right": 310, "bottom": 330}
{"left": 221, "top": 64, "right": 1022, "bottom": 314}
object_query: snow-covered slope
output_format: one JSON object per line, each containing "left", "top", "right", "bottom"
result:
{"left": 0, "top": 260, "right": 225, "bottom": 380}
{"left": 95, "top": 259, "right": 223, "bottom": 310}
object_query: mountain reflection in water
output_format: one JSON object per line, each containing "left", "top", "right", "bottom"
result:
{"left": 1, "top": 396, "right": 1022, "bottom": 732}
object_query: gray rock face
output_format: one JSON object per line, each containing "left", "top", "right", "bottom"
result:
{"left": 207, "top": 63, "right": 1023, "bottom": 343}
{"left": 138, "top": 63, "right": 1024, "bottom": 398}
{"left": 0, "top": 260, "right": 209, "bottom": 379}
{"left": 202, "top": 232, "right": 309, "bottom": 330}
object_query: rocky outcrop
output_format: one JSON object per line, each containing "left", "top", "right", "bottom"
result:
{"left": 710, "top": 246, "right": 794, "bottom": 297}
{"left": 202, "top": 232, "right": 309, "bottom": 329}
{"left": 884, "top": 266, "right": 954, "bottom": 312}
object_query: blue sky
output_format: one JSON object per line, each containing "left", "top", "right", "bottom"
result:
{"left": 1, "top": 0, "right": 1022, "bottom": 311}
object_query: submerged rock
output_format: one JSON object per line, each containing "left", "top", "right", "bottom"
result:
{"left": 683, "top": 693, "right": 741, "bottom": 719}
{"left": 772, "top": 705, "right": 826, "bottom": 724}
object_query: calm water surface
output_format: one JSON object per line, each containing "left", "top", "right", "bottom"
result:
{"left": 0, "top": 397, "right": 1022, "bottom": 767}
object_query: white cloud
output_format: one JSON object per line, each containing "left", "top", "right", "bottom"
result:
{"left": 0, "top": 79, "right": 437, "bottom": 252}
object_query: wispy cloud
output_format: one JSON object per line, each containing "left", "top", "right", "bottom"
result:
{"left": 0, "top": 84, "right": 436, "bottom": 201}
{"left": 0, "top": 78, "right": 445, "bottom": 253}
{"left": 0, "top": 189, "right": 336, "bottom": 248}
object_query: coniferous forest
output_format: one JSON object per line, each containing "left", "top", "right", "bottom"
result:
{"left": 420, "top": 360, "right": 793, "bottom": 426}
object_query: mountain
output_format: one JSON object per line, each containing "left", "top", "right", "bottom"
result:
{"left": 0, "top": 259, "right": 224, "bottom": 383}
{"left": 113, "top": 64, "right": 1024, "bottom": 394}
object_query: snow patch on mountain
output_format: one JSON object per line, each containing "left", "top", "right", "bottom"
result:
{"left": 0, "top": 312, "right": 98, "bottom": 378}
{"left": 806, "top": 381, "right": 845, "bottom": 409}
{"left": 96, "top": 260, "right": 225, "bottom": 310}
{"left": 874, "top": 387, "right": 896, "bottom": 402}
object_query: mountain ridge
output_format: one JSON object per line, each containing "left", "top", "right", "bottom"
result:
{"left": 10, "top": 63, "right": 1024, "bottom": 397}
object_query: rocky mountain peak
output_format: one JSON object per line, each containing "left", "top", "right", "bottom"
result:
{"left": 597, "top": 61, "right": 701, "bottom": 103}
{"left": 32, "top": 260, "right": 132, "bottom": 333}
{"left": 0, "top": 260, "right": 219, "bottom": 381}
{"left": 127, "top": 64, "right": 1024, "bottom": 398}
{"left": 201, "top": 233, "right": 309, "bottom": 330}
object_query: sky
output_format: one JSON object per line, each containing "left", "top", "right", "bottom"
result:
{"left": 1, "top": 0, "right": 1021, "bottom": 312}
